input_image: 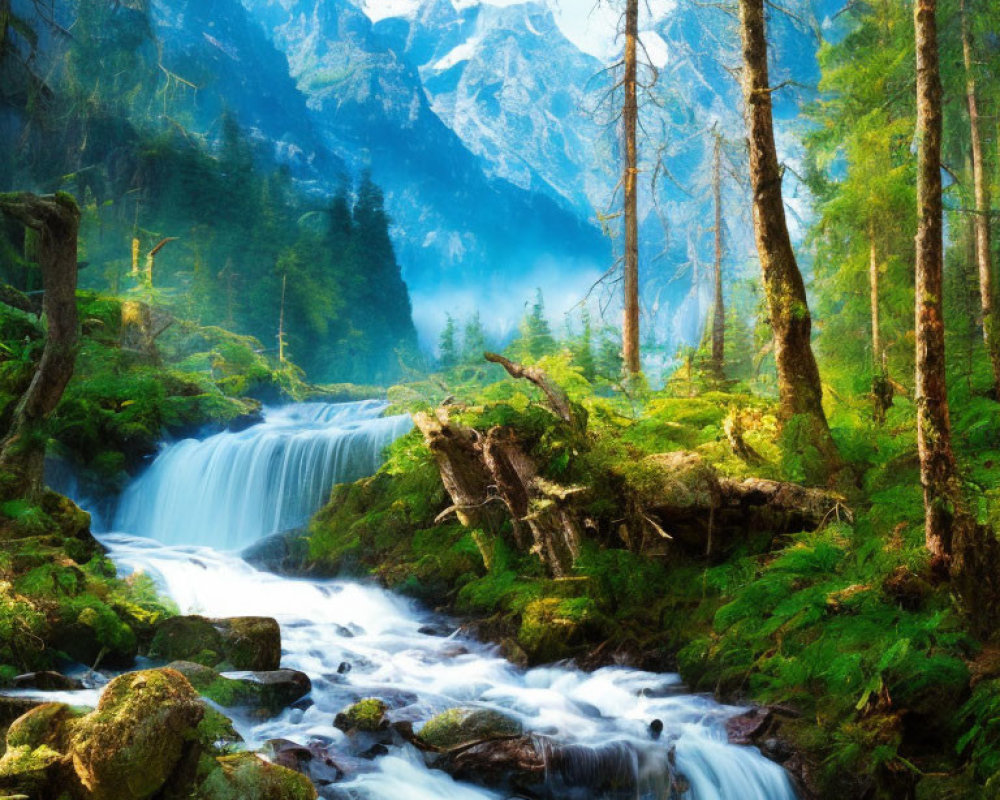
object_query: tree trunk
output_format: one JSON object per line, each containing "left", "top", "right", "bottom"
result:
{"left": 622, "top": 0, "right": 640, "bottom": 376}
{"left": 737, "top": 0, "right": 841, "bottom": 480}
{"left": 960, "top": 0, "right": 1000, "bottom": 397}
{"left": 711, "top": 131, "right": 726, "bottom": 379}
{"left": 915, "top": 0, "right": 956, "bottom": 562}
{"left": 914, "top": 0, "right": 1000, "bottom": 633}
{"left": 0, "top": 193, "right": 80, "bottom": 499}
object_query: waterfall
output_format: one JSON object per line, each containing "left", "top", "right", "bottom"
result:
{"left": 112, "top": 400, "right": 412, "bottom": 551}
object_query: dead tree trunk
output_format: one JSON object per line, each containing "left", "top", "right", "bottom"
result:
{"left": 711, "top": 130, "right": 726, "bottom": 379}
{"left": 738, "top": 0, "right": 841, "bottom": 481}
{"left": 960, "top": 0, "right": 1000, "bottom": 397}
{"left": 622, "top": 0, "right": 641, "bottom": 376}
{"left": 914, "top": 0, "right": 1000, "bottom": 633}
{"left": 0, "top": 193, "right": 80, "bottom": 498}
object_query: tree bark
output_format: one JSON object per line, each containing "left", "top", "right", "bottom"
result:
{"left": 738, "top": 0, "right": 841, "bottom": 479}
{"left": 960, "top": 0, "right": 1000, "bottom": 397}
{"left": 622, "top": 0, "right": 640, "bottom": 376}
{"left": 914, "top": 0, "right": 957, "bottom": 562}
{"left": 0, "top": 193, "right": 80, "bottom": 498}
{"left": 711, "top": 130, "right": 726, "bottom": 379}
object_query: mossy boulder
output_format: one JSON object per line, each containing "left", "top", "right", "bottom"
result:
{"left": 0, "top": 743, "right": 65, "bottom": 795}
{"left": 168, "top": 661, "right": 310, "bottom": 715}
{"left": 69, "top": 668, "right": 204, "bottom": 800}
{"left": 6, "top": 703, "right": 72, "bottom": 751}
{"left": 334, "top": 698, "right": 388, "bottom": 734}
{"left": 197, "top": 753, "right": 316, "bottom": 800}
{"left": 517, "top": 597, "right": 605, "bottom": 664}
{"left": 149, "top": 615, "right": 280, "bottom": 671}
{"left": 417, "top": 707, "right": 523, "bottom": 751}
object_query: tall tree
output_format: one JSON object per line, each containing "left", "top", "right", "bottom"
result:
{"left": 913, "top": 0, "right": 1000, "bottom": 632}
{"left": 737, "top": 0, "right": 841, "bottom": 479}
{"left": 710, "top": 129, "right": 726, "bottom": 379}
{"left": 959, "top": 0, "right": 1000, "bottom": 396}
{"left": 0, "top": 193, "right": 80, "bottom": 499}
{"left": 622, "top": 0, "right": 640, "bottom": 376}
{"left": 914, "top": 0, "right": 956, "bottom": 562}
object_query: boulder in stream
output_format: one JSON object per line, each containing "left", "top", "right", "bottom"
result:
{"left": 168, "top": 661, "right": 311, "bottom": 715}
{"left": 417, "top": 707, "right": 523, "bottom": 750}
{"left": 148, "top": 615, "right": 281, "bottom": 670}
{"left": 334, "top": 698, "right": 389, "bottom": 734}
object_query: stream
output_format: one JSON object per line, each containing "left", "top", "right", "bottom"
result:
{"left": 50, "top": 401, "right": 798, "bottom": 799}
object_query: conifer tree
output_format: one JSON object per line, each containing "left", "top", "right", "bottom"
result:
{"left": 439, "top": 315, "right": 459, "bottom": 369}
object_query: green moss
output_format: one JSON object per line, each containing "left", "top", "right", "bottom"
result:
{"left": 196, "top": 753, "right": 316, "bottom": 800}
{"left": 334, "top": 698, "right": 387, "bottom": 733}
{"left": 417, "top": 707, "right": 522, "bottom": 750}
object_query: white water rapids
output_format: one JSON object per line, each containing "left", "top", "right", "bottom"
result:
{"left": 57, "top": 401, "right": 798, "bottom": 799}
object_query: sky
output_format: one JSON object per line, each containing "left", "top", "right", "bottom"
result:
{"left": 360, "top": 0, "right": 675, "bottom": 62}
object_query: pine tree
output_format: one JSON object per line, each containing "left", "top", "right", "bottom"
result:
{"left": 439, "top": 315, "right": 459, "bottom": 369}
{"left": 462, "top": 311, "right": 487, "bottom": 364}
{"left": 512, "top": 289, "right": 557, "bottom": 362}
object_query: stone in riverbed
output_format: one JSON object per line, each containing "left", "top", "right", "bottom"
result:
{"left": 148, "top": 615, "right": 281, "bottom": 671}
{"left": 417, "top": 707, "right": 523, "bottom": 750}
{"left": 334, "top": 699, "right": 388, "bottom": 734}
{"left": 167, "top": 661, "right": 310, "bottom": 714}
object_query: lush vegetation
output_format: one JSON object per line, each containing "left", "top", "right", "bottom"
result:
{"left": 1, "top": 1, "right": 418, "bottom": 385}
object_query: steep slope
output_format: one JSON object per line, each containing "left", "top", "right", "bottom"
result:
{"left": 240, "top": 0, "right": 611, "bottom": 334}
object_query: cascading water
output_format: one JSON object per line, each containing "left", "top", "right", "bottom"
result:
{"left": 113, "top": 400, "right": 412, "bottom": 550}
{"left": 46, "top": 402, "right": 797, "bottom": 799}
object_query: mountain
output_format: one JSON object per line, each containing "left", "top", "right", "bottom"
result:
{"left": 239, "top": 0, "right": 611, "bottom": 337}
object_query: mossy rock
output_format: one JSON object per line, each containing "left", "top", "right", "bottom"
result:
{"left": 417, "top": 707, "right": 523, "bottom": 751}
{"left": 334, "top": 699, "right": 388, "bottom": 734}
{"left": 168, "top": 661, "right": 310, "bottom": 714}
{"left": 517, "top": 597, "right": 605, "bottom": 664}
{"left": 0, "top": 743, "right": 65, "bottom": 795}
{"left": 6, "top": 703, "right": 72, "bottom": 751}
{"left": 196, "top": 753, "right": 316, "bottom": 800}
{"left": 149, "top": 616, "right": 280, "bottom": 671}
{"left": 69, "top": 668, "right": 204, "bottom": 800}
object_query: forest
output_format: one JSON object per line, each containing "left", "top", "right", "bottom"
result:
{"left": 2, "top": 0, "right": 1000, "bottom": 799}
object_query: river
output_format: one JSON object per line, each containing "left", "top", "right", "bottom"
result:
{"left": 57, "top": 401, "right": 798, "bottom": 799}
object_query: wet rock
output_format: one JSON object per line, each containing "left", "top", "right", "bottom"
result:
{"left": 197, "top": 752, "right": 317, "bottom": 800}
{"left": 69, "top": 668, "right": 205, "bottom": 800}
{"left": 10, "top": 671, "right": 83, "bottom": 691}
{"left": 242, "top": 529, "right": 311, "bottom": 576}
{"left": 418, "top": 623, "right": 454, "bottom": 637}
{"left": 149, "top": 615, "right": 281, "bottom": 670}
{"left": 359, "top": 743, "right": 389, "bottom": 759}
{"left": 417, "top": 707, "right": 523, "bottom": 750}
{"left": 167, "top": 661, "right": 310, "bottom": 714}
{"left": 649, "top": 719, "right": 663, "bottom": 740}
{"left": 265, "top": 738, "right": 347, "bottom": 788}
{"left": 334, "top": 699, "right": 388, "bottom": 734}
{"left": 725, "top": 708, "right": 772, "bottom": 746}
{"left": 437, "top": 736, "right": 546, "bottom": 788}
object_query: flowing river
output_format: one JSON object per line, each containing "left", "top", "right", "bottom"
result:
{"left": 56, "top": 401, "right": 797, "bottom": 799}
